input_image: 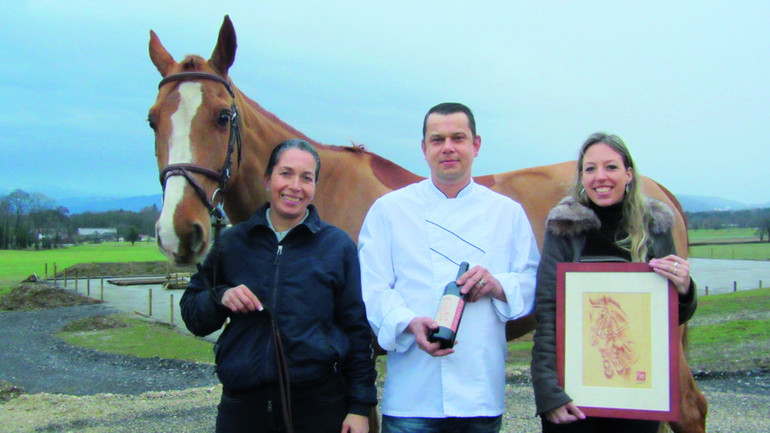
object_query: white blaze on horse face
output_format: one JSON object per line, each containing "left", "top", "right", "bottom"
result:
{"left": 157, "top": 83, "right": 204, "bottom": 259}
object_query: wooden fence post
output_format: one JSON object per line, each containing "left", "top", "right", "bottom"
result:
{"left": 170, "top": 294, "right": 174, "bottom": 324}
{"left": 148, "top": 288, "right": 153, "bottom": 316}
{"left": 733, "top": 281, "right": 737, "bottom": 292}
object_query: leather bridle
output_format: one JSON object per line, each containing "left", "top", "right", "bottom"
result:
{"left": 155, "top": 72, "right": 295, "bottom": 433}
{"left": 157, "top": 71, "right": 242, "bottom": 222}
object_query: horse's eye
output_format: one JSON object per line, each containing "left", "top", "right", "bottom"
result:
{"left": 217, "top": 111, "right": 231, "bottom": 127}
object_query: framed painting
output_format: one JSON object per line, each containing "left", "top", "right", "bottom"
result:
{"left": 556, "top": 262, "right": 680, "bottom": 421}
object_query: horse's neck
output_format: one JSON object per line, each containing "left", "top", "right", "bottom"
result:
{"left": 227, "top": 88, "right": 408, "bottom": 236}
{"left": 224, "top": 91, "right": 306, "bottom": 224}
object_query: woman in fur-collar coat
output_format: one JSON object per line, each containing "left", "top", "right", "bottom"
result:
{"left": 530, "top": 133, "right": 697, "bottom": 433}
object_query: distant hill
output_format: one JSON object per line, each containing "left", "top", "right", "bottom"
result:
{"left": 58, "top": 194, "right": 162, "bottom": 214}
{"left": 677, "top": 195, "right": 770, "bottom": 213}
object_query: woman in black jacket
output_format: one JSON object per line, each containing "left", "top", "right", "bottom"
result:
{"left": 181, "top": 139, "right": 377, "bottom": 433}
{"left": 530, "top": 133, "right": 697, "bottom": 433}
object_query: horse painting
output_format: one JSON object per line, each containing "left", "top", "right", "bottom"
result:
{"left": 148, "top": 15, "right": 707, "bottom": 433}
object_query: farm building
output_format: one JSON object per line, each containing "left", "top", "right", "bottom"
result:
{"left": 77, "top": 228, "right": 118, "bottom": 243}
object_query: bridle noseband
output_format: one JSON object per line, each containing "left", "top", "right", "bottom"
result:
{"left": 157, "top": 71, "right": 243, "bottom": 222}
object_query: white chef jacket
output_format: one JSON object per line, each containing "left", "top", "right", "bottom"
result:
{"left": 358, "top": 179, "right": 540, "bottom": 417}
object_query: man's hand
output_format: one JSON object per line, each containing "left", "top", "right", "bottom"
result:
{"left": 407, "top": 316, "right": 455, "bottom": 357}
{"left": 221, "top": 284, "right": 263, "bottom": 314}
{"left": 456, "top": 265, "right": 506, "bottom": 303}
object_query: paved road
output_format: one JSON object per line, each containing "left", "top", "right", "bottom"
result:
{"left": 690, "top": 258, "right": 770, "bottom": 295}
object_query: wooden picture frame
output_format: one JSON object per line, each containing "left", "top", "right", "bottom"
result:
{"left": 556, "top": 262, "right": 680, "bottom": 421}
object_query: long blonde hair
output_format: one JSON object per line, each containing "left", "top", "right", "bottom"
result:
{"left": 570, "top": 133, "right": 650, "bottom": 262}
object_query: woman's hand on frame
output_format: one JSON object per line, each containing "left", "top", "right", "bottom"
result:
{"left": 650, "top": 254, "right": 692, "bottom": 295}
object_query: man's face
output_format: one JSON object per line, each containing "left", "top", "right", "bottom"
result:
{"left": 421, "top": 112, "right": 480, "bottom": 188}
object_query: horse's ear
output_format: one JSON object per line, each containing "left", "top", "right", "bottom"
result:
{"left": 209, "top": 15, "right": 237, "bottom": 76}
{"left": 149, "top": 30, "right": 176, "bottom": 77}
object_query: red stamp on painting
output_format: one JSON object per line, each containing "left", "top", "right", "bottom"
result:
{"left": 636, "top": 371, "right": 647, "bottom": 382}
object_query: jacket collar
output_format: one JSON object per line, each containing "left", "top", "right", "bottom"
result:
{"left": 545, "top": 196, "right": 674, "bottom": 237}
{"left": 245, "top": 203, "right": 322, "bottom": 235}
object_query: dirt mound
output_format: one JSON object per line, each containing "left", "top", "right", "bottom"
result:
{"left": 57, "top": 261, "right": 195, "bottom": 278}
{"left": 0, "top": 282, "right": 101, "bottom": 311}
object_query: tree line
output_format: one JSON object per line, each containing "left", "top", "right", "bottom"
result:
{"left": 0, "top": 189, "right": 159, "bottom": 250}
{"left": 686, "top": 207, "right": 770, "bottom": 241}
{"left": 3, "top": 188, "right": 768, "bottom": 250}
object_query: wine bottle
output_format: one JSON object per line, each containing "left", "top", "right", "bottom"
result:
{"left": 428, "top": 261, "right": 470, "bottom": 349}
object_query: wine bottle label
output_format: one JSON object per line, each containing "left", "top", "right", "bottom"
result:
{"left": 435, "top": 294, "right": 465, "bottom": 332}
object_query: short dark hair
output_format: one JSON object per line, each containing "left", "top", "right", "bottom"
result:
{"left": 265, "top": 138, "right": 321, "bottom": 183}
{"left": 422, "top": 102, "right": 476, "bottom": 138}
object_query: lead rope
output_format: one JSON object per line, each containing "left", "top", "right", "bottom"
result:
{"left": 269, "top": 309, "right": 294, "bottom": 433}
{"left": 203, "top": 210, "right": 294, "bottom": 433}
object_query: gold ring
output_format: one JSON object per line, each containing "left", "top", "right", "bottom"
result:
{"left": 479, "top": 279, "right": 485, "bottom": 287}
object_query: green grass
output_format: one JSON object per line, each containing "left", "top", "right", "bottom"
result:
{"left": 687, "top": 227, "right": 770, "bottom": 260}
{"left": 687, "top": 227, "right": 758, "bottom": 241}
{"left": 686, "top": 288, "right": 769, "bottom": 371}
{"left": 0, "top": 242, "right": 165, "bottom": 281}
{"left": 506, "top": 339, "right": 533, "bottom": 368}
{"left": 55, "top": 313, "right": 214, "bottom": 364}
{"left": 0, "top": 241, "right": 166, "bottom": 294}
{"left": 691, "top": 287, "right": 770, "bottom": 316}
{"left": 688, "top": 242, "right": 770, "bottom": 260}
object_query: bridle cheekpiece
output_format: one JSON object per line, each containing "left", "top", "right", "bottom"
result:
{"left": 157, "top": 72, "right": 242, "bottom": 223}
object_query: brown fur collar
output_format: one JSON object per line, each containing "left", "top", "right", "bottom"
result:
{"left": 545, "top": 196, "right": 675, "bottom": 237}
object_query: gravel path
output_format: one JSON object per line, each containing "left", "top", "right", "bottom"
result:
{"left": 1, "top": 304, "right": 768, "bottom": 432}
{"left": 0, "top": 304, "right": 217, "bottom": 396}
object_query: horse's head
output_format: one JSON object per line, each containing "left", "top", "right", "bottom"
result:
{"left": 148, "top": 16, "right": 241, "bottom": 264}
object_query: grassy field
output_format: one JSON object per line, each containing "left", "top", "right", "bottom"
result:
{"left": 0, "top": 242, "right": 165, "bottom": 281}
{"left": 687, "top": 227, "right": 770, "bottom": 260}
{"left": 56, "top": 314, "right": 214, "bottom": 364}
{"left": 687, "top": 227, "right": 759, "bottom": 242}
{"left": 689, "top": 242, "right": 770, "bottom": 260}
{"left": 686, "top": 288, "right": 770, "bottom": 371}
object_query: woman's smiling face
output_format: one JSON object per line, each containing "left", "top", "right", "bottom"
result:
{"left": 265, "top": 147, "right": 317, "bottom": 230}
{"left": 580, "top": 142, "right": 633, "bottom": 207}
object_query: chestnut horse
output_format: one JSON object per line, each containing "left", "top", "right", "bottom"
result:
{"left": 148, "top": 15, "right": 706, "bottom": 433}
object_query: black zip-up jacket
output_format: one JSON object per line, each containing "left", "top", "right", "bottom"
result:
{"left": 180, "top": 204, "right": 377, "bottom": 415}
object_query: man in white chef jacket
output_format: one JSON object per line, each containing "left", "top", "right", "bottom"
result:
{"left": 358, "top": 102, "right": 540, "bottom": 432}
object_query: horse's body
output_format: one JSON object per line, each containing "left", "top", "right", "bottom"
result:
{"left": 148, "top": 15, "right": 706, "bottom": 433}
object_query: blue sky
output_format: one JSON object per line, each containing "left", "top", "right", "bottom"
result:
{"left": 2, "top": 1, "right": 769, "bottom": 206}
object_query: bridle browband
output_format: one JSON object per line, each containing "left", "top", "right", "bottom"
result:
{"left": 157, "top": 71, "right": 243, "bottom": 221}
